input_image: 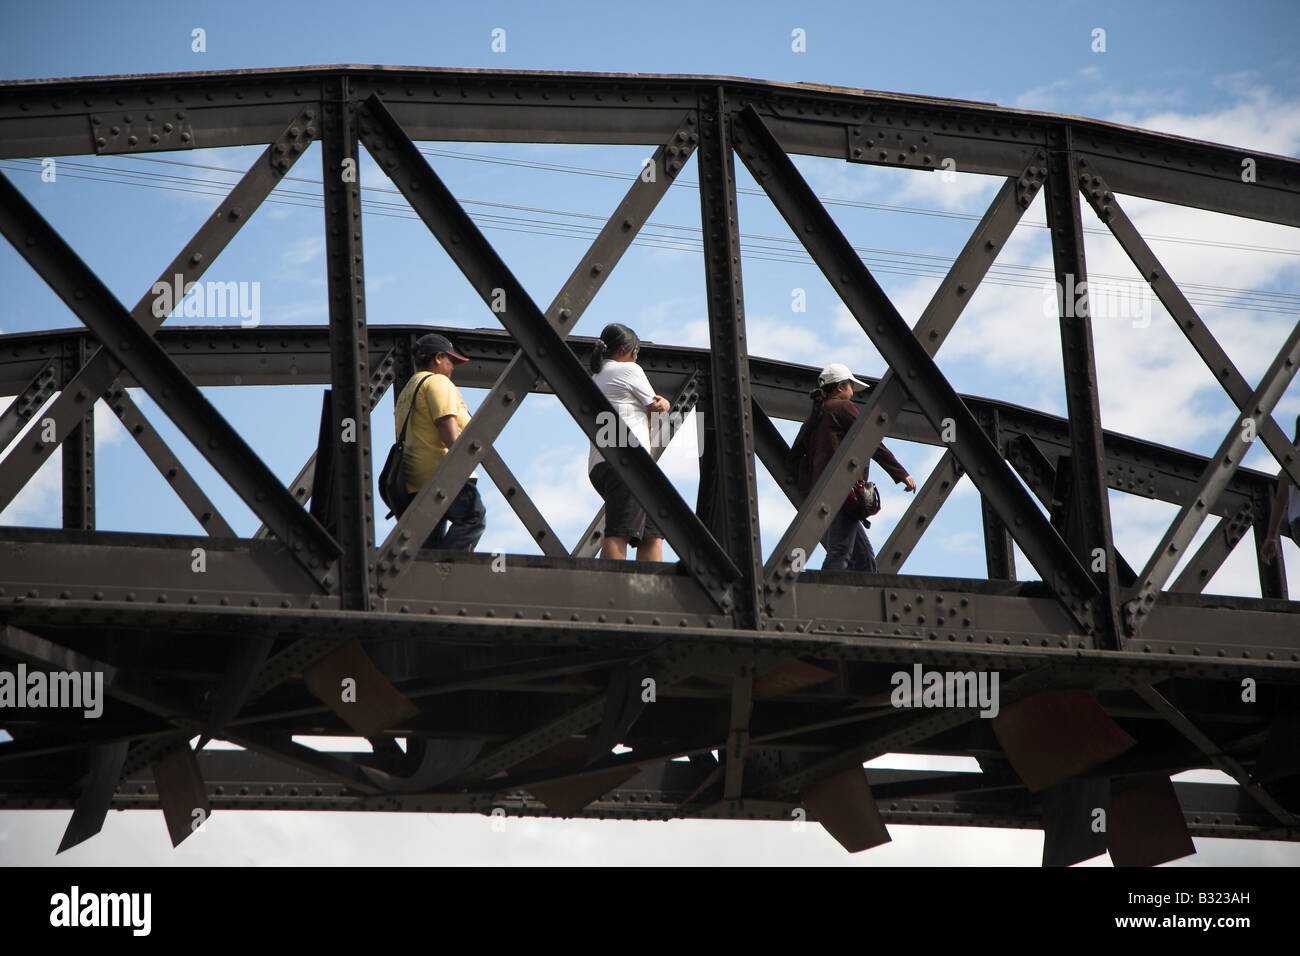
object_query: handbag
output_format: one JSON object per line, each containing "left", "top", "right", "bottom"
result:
{"left": 378, "top": 373, "right": 433, "bottom": 519}
{"left": 843, "top": 479, "right": 881, "bottom": 522}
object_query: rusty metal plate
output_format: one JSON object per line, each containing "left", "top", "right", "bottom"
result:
{"left": 151, "top": 744, "right": 209, "bottom": 848}
{"left": 303, "top": 640, "right": 419, "bottom": 736}
{"left": 991, "top": 690, "right": 1135, "bottom": 791}
{"left": 801, "top": 767, "right": 891, "bottom": 853}
{"left": 1108, "top": 775, "right": 1196, "bottom": 867}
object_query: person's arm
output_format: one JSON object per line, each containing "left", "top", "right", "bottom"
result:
{"left": 1261, "top": 472, "right": 1290, "bottom": 563}
{"left": 624, "top": 364, "right": 669, "bottom": 441}
{"left": 423, "top": 375, "right": 463, "bottom": 451}
{"left": 873, "top": 442, "right": 917, "bottom": 493}
{"left": 436, "top": 414, "right": 461, "bottom": 449}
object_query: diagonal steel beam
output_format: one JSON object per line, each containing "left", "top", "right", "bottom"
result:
{"left": 732, "top": 106, "right": 1098, "bottom": 632}
{"left": 452, "top": 648, "right": 700, "bottom": 784}
{"left": 102, "top": 386, "right": 235, "bottom": 537}
{"left": 876, "top": 450, "right": 963, "bottom": 574}
{"left": 1043, "top": 136, "right": 1122, "bottom": 648}
{"left": 1125, "top": 317, "right": 1300, "bottom": 634}
{"left": 0, "top": 358, "right": 57, "bottom": 452}
{"left": 361, "top": 106, "right": 700, "bottom": 578}
{"left": 0, "top": 171, "right": 339, "bottom": 588}
{"left": 248, "top": 110, "right": 710, "bottom": 703}
{"left": 1082, "top": 169, "right": 1300, "bottom": 491}
{"left": 362, "top": 102, "right": 709, "bottom": 588}
{"left": 758, "top": 666, "right": 1066, "bottom": 797}
{"left": 1170, "top": 505, "right": 1254, "bottom": 594}
{"left": 1005, "top": 434, "right": 1138, "bottom": 587}
{"left": 0, "top": 109, "right": 318, "bottom": 516}
{"left": 752, "top": 398, "right": 802, "bottom": 507}
{"left": 357, "top": 95, "right": 737, "bottom": 609}
{"left": 1135, "top": 683, "right": 1299, "bottom": 829}
{"left": 480, "top": 446, "right": 567, "bottom": 558}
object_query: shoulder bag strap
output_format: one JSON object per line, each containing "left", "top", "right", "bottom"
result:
{"left": 396, "top": 373, "right": 435, "bottom": 443}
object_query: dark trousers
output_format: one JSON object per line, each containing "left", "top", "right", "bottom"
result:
{"left": 822, "top": 509, "right": 877, "bottom": 572}
{"left": 419, "top": 479, "right": 485, "bottom": 552}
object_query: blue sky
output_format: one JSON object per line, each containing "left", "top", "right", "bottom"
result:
{"left": 1, "top": 0, "right": 1298, "bottom": 865}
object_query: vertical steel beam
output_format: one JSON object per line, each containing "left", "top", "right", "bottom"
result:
{"left": 61, "top": 340, "right": 94, "bottom": 530}
{"left": 1043, "top": 132, "right": 1122, "bottom": 648}
{"left": 254, "top": 348, "right": 395, "bottom": 539}
{"left": 1254, "top": 485, "right": 1290, "bottom": 600}
{"left": 322, "top": 78, "right": 374, "bottom": 610}
{"left": 723, "top": 673, "right": 754, "bottom": 799}
{"left": 698, "top": 89, "right": 763, "bottom": 628}
{"left": 977, "top": 409, "right": 1016, "bottom": 580}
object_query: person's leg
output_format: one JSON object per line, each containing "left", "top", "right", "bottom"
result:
{"left": 822, "top": 511, "right": 856, "bottom": 570}
{"left": 423, "top": 516, "right": 450, "bottom": 550}
{"left": 635, "top": 537, "right": 663, "bottom": 561}
{"left": 591, "top": 462, "right": 643, "bottom": 561}
{"left": 438, "top": 481, "right": 486, "bottom": 551}
{"left": 852, "top": 525, "right": 878, "bottom": 572}
{"left": 633, "top": 514, "right": 663, "bottom": 562}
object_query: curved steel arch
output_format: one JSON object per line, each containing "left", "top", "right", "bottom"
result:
{"left": 0, "top": 67, "right": 1297, "bottom": 864}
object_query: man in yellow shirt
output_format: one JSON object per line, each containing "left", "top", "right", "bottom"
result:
{"left": 392, "top": 333, "right": 485, "bottom": 550}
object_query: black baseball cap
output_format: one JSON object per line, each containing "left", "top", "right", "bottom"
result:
{"left": 414, "top": 333, "right": 469, "bottom": 364}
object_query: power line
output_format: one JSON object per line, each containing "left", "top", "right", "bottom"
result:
{"left": 3, "top": 156, "right": 1296, "bottom": 317}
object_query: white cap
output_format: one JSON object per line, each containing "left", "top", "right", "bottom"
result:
{"left": 817, "top": 362, "right": 869, "bottom": 390}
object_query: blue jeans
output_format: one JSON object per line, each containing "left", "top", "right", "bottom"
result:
{"left": 422, "top": 480, "right": 485, "bottom": 552}
{"left": 822, "top": 509, "right": 876, "bottom": 571}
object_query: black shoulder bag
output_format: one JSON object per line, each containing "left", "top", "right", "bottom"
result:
{"left": 379, "top": 373, "right": 433, "bottom": 519}
{"left": 843, "top": 479, "right": 882, "bottom": 527}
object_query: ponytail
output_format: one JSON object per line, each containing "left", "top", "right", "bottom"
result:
{"left": 590, "top": 322, "right": 640, "bottom": 375}
{"left": 806, "top": 382, "right": 837, "bottom": 426}
{"left": 589, "top": 338, "right": 609, "bottom": 375}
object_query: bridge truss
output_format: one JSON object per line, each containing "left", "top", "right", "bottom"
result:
{"left": 0, "top": 66, "right": 1298, "bottom": 865}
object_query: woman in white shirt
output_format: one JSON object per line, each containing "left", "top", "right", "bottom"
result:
{"left": 588, "top": 323, "right": 670, "bottom": 560}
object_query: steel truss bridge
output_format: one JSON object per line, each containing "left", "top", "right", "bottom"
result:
{"left": 0, "top": 66, "right": 1297, "bottom": 867}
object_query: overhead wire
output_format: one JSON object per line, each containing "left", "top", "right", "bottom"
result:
{"left": 1, "top": 151, "right": 1296, "bottom": 317}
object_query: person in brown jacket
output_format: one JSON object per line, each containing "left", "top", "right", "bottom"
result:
{"left": 788, "top": 363, "right": 916, "bottom": 571}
